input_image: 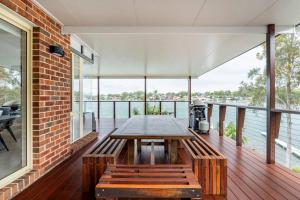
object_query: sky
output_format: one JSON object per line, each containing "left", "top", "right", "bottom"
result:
{"left": 83, "top": 45, "right": 266, "bottom": 95}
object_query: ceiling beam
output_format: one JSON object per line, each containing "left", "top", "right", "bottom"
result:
{"left": 62, "top": 25, "right": 295, "bottom": 35}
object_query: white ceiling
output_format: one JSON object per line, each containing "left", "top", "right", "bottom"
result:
{"left": 35, "top": 0, "right": 300, "bottom": 77}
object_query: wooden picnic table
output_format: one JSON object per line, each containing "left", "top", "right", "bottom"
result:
{"left": 110, "top": 115, "right": 194, "bottom": 164}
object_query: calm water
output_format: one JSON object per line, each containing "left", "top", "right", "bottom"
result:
{"left": 83, "top": 102, "right": 300, "bottom": 169}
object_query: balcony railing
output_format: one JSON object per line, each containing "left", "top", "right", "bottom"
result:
{"left": 207, "top": 102, "right": 300, "bottom": 172}
{"left": 83, "top": 100, "right": 190, "bottom": 119}
{"left": 81, "top": 99, "right": 300, "bottom": 172}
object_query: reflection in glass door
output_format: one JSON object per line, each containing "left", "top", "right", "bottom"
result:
{"left": 0, "top": 18, "right": 29, "bottom": 184}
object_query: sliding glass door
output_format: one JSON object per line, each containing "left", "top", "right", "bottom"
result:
{"left": 0, "top": 12, "right": 32, "bottom": 187}
{"left": 71, "top": 54, "right": 96, "bottom": 142}
{"left": 71, "top": 54, "right": 81, "bottom": 141}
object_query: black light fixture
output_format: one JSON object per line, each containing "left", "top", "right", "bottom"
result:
{"left": 49, "top": 45, "right": 65, "bottom": 57}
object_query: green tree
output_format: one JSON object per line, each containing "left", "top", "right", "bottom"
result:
{"left": 240, "top": 33, "right": 300, "bottom": 168}
{"left": 132, "top": 107, "right": 140, "bottom": 115}
{"left": 224, "top": 122, "right": 247, "bottom": 144}
{"left": 0, "top": 66, "right": 21, "bottom": 105}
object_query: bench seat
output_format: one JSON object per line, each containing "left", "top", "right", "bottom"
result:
{"left": 181, "top": 129, "right": 227, "bottom": 196}
{"left": 96, "top": 164, "right": 202, "bottom": 199}
{"left": 82, "top": 133, "right": 127, "bottom": 194}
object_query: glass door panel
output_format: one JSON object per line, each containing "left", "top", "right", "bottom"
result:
{"left": 72, "top": 54, "right": 81, "bottom": 141}
{"left": 0, "top": 19, "right": 28, "bottom": 180}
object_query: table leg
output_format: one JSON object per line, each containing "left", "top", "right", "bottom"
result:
{"left": 0, "top": 133, "right": 9, "bottom": 151}
{"left": 150, "top": 142, "right": 155, "bottom": 165}
{"left": 6, "top": 126, "right": 17, "bottom": 142}
{"left": 169, "top": 140, "right": 178, "bottom": 164}
{"left": 137, "top": 139, "right": 142, "bottom": 154}
{"left": 164, "top": 139, "right": 169, "bottom": 154}
{"left": 127, "top": 139, "right": 134, "bottom": 164}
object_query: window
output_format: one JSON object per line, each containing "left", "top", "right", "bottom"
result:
{"left": 0, "top": 12, "right": 32, "bottom": 187}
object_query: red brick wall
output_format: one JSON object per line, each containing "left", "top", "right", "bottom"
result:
{"left": 0, "top": 0, "right": 71, "bottom": 197}
{"left": 32, "top": 25, "right": 71, "bottom": 171}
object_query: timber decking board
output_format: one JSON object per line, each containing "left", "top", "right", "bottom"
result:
{"left": 205, "top": 132, "right": 300, "bottom": 200}
{"left": 12, "top": 119, "right": 300, "bottom": 200}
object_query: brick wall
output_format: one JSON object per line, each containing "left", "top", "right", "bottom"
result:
{"left": 0, "top": 0, "right": 72, "bottom": 199}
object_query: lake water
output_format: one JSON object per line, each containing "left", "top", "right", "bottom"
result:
{"left": 83, "top": 101, "right": 300, "bottom": 169}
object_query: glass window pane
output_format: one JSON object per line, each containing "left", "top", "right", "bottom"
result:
{"left": 130, "top": 102, "right": 144, "bottom": 116}
{"left": 83, "top": 77, "right": 98, "bottom": 119}
{"left": 72, "top": 54, "right": 81, "bottom": 141}
{"left": 0, "top": 19, "right": 27, "bottom": 180}
{"left": 176, "top": 102, "right": 188, "bottom": 118}
{"left": 116, "top": 102, "right": 129, "bottom": 119}
{"left": 100, "top": 102, "right": 113, "bottom": 118}
{"left": 161, "top": 102, "right": 174, "bottom": 116}
{"left": 146, "top": 102, "right": 160, "bottom": 115}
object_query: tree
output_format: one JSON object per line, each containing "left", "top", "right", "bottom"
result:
{"left": 240, "top": 33, "right": 300, "bottom": 168}
{"left": 224, "top": 122, "right": 247, "bottom": 144}
{"left": 0, "top": 66, "right": 21, "bottom": 105}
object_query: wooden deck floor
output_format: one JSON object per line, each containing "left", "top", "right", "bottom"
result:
{"left": 13, "top": 119, "right": 300, "bottom": 200}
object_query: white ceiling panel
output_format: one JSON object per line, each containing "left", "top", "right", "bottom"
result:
{"left": 194, "top": 0, "right": 277, "bottom": 25}
{"left": 78, "top": 33, "right": 263, "bottom": 77}
{"left": 79, "top": 34, "right": 146, "bottom": 76}
{"left": 250, "top": 0, "right": 300, "bottom": 26}
{"left": 35, "top": 0, "right": 300, "bottom": 77}
{"left": 195, "top": 34, "right": 265, "bottom": 75}
{"left": 134, "top": 0, "right": 205, "bottom": 25}
{"left": 36, "top": 0, "right": 137, "bottom": 26}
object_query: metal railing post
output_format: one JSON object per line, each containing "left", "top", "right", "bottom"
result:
{"left": 113, "top": 101, "right": 116, "bottom": 120}
{"left": 174, "top": 102, "right": 177, "bottom": 118}
{"left": 128, "top": 101, "right": 131, "bottom": 118}
{"left": 159, "top": 101, "right": 162, "bottom": 115}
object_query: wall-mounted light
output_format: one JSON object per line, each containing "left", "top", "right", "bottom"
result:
{"left": 49, "top": 45, "right": 65, "bottom": 57}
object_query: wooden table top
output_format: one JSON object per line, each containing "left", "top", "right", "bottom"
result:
{"left": 110, "top": 115, "right": 193, "bottom": 140}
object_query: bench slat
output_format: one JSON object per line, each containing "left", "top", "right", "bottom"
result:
{"left": 82, "top": 130, "right": 127, "bottom": 195}
{"left": 92, "top": 137, "right": 110, "bottom": 154}
{"left": 181, "top": 129, "right": 227, "bottom": 196}
{"left": 96, "top": 165, "right": 202, "bottom": 199}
